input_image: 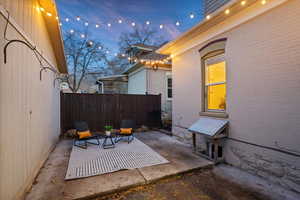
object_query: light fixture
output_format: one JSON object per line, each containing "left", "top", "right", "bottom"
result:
{"left": 176, "top": 21, "right": 180, "bottom": 26}
{"left": 70, "top": 29, "right": 74, "bottom": 34}
{"left": 95, "top": 24, "right": 99, "bottom": 28}
{"left": 80, "top": 34, "right": 85, "bottom": 38}
{"left": 206, "top": 15, "right": 211, "bottom": 20}
{"left": 65, "top": 18, "right": 69, "bottom": 22}
{"left": 225, "top": 9, "right": 230, "bottom": 15}
{"left": 159, "top": 24, "right": 164, "bottom": 29}
{"left": 261, "top": 0, "right": 266, "bottom": 5}
{"left": 146, "top": 21, "right": 150, "bottom": 25}
{"left": 107, "top": 23, "right": 111, "bottom": 27}
{"left": 131, "top": 22, "right": 136, "bottom": 27}
{"left": 190, "top": 13, "right": 195, "bottom": 19}
{"left": 84, "top": 22, "right": 89, "bottom": 26}
{"left": 46, "top": 12, "right": 52, "bottom": 17}
{"left": 118, "top": 19, "right": 123, "bottom": 24}
{"left": 241, "top": 0, "right": 246, "bottom": 6}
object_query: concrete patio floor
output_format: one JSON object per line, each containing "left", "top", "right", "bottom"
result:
{"left": 25, "top": 131, "right": 213, "bottom": 200}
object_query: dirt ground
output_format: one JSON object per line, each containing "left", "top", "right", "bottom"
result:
{"left": 95, "top": 169, "right": 269, "bottom": 200}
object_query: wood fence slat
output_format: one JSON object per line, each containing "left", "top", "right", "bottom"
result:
{"left": 60, "top": 93, "right": 162, "bottom": 133}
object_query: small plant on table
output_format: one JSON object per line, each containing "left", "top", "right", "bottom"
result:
{"left": 104, "top": 125, "right": 113, "bottom": 136}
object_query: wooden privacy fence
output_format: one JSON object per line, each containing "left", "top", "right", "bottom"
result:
{"left": 61, "top": 93, "right": 162, "bottom": 133}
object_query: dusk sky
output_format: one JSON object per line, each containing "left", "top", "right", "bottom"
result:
{"left": 56, "top": 0, "right": 204, "bottom": 55}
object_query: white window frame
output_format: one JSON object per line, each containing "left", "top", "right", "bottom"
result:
{"left": 166, "top": 73, "right": 172, "bottom": 101}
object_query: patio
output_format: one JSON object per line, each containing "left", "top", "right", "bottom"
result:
{"left": 25, "top": 131, "right": 213, "bottom": 200}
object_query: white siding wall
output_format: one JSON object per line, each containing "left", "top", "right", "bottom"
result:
{"left": 0, "top": 1, "right": 61, "bottom": 199}
{"left": 128, "top": 68, "right": 147, "bottom": 94}
{"left": 172, "top": 0, "right": 300, "bottom": 192}
{"left": 147, "top": 69, "right": 172, "bottom": 119}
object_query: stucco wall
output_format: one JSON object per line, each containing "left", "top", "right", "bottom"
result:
{"left": 0, "top": 1, "right": 61, "bottom": 199}
{"left": 128, "top": 68, "right": 147, "bottom": 94}
{"left": 172, "top": 0, "right": 300, "bottom": 192}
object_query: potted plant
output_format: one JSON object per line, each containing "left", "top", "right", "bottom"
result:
{"left": 104, "top": 125, "right": 113, "bottom": 136}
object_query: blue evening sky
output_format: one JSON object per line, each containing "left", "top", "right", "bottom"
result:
{"left": 56, "top": 0, "right": 204, "bottom": 54}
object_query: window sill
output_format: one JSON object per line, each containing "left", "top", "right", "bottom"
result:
{"left": 199, "top": 111, "right": 229, "bottom": 119}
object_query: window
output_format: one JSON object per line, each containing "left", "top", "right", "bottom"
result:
{"left": 204, "top": 54, "right": 226, "bottom": 112}
{"left": 167, "top": 77, "right": 172, "bottom": 99}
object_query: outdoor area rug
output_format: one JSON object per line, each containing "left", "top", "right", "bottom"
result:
{"left": 65, "top": 138, "right": 169, "bottom": 180}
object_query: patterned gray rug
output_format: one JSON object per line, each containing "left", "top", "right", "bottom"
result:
{"left": 65, "top": 138, "right": 169, "bottom": 180}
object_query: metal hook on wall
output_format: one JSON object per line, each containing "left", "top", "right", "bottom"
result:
{"left": 40, "top": 66, "right": 58, "bottom": 81}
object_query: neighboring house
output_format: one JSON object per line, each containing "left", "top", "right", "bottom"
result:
{"left": 96, "top": 74, "right": 128, "bottom": 94}
{"left": 124, "top": 44, "right": 172, "bottom": 120}
{"left": 0, "top": 1, "right": 67, "bottom": 200}
{"left": 157, "top": 0, "right": 300, "bottom": 194}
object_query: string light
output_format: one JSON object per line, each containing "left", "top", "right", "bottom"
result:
{"left": 118, "top": 19, "right": 123, "bottom": 24}
{"left": 88, "top": 41, "right": 93, "bottom": 46}
{"left": 146, "top": 21, "right": 150, "bottom": 25}
{"left": 70, "top": 29, "right": 74, "bottom": 34}
{"left": 176, "top": 21, "right": 180, "bottom": 26}
{"left": 98, "top": 46, "right": 102, "bottom": 50}
{"left": 106, "top": 50, "right": 110, "bottom": 54}
{"left": 107, "top": 23, "right": 112, "bottom": 27}
{"left": 122, "top": 54, "right": 125, "bottom": 57}
{"left": 131, "top": 22, "right": 136, "bottom": 27}
{"left": 59, "top": 22, "right": 62, "bottom": 26}
{"left": 241, "top": 1, "right": 246, "bottom": 6}
{"left": 114, "top": 53, "right": 118, "bottom": 56}
{"left": 76, "top": 16, "right": 81, "bottom": 21}
{"left": 84, "top": 22, "right": 89, "bottom": 26}
{"left": 56, "top": 16, "right": 59, "bottom": 20}
{"left": 206, "top": 15, "right": 211, "bottom": 20}
{"left": 190, "top": 13, "right": 195, "bottom": 19}
{"left": 261, "top": 0, "right": 266, "bottom": 5}
{"left": 159, "top": 24, "right": 164, "bottom": 29}
{"left": 80, "top": 34, "right": 85, "bottom": 38}
{"left": 46, "top": 12, "right": 52, "bottom": 17}
{"left": 40, "top": 7, "right": 45, "bottom": 12}
{"left": 95, "top": 24, "right": 100, "bottom": 28}
{"left": 225, "top": 9, "right": 230, "bottom": 15}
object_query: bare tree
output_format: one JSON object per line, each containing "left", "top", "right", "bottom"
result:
{"left": 106, "top": 25, "right": 166, "bottom": 75}
{"left": 63, "top": 30, "right": 108, "bottom": 93}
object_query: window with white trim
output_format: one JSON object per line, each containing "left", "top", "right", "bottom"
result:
{"left": 167, "top": 76, "right": 172, "bottom": 99}
{"left": 204, "top": 54, "right": 226, "bottom": 112}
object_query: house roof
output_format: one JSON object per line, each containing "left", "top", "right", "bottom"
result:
{"left": 157, "top": 0, "right": 287, "bottom": 56}
{"left": 39, "top": 0, "right": 67, "bottom": 73}
{"left": 131, "top": 44, "right": 157, "bottom": 51}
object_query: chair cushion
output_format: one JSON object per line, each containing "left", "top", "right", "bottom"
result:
{"left": 120, "top": 128, "right": 132, "bottom": 135}
{"left": 78, "top": 130, "right": 92, "bottom": 139}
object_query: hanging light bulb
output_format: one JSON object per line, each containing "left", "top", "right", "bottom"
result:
{"left": 95, "top": 24, "right": 100, "bottom": 28}
{"left": 190, "top": 13, "right": 195, "bottom": 19}
{"left": 76, "top": 16, "right": 81, "bottom": 21}
{"left": 106, "top": 50, "right": 110, "bottom": 54}
{"left": 46, "top": 12, "right": 52, "bottom": 17}
{"left": 40, "top": 7, "right": 45, "bottom": 12}
{"left": 118, "top": 19, "right": 123, "bottom": 24}
{"left": 107, "top": 23, "right": 112, "bottom": 27}
{"left": 131, "top": 22, "right": 136, "bottom": 27}
{"left": 146, "top": 21, "right": 150, "bottom": 25}
{"left": 159, "top": 24, "right": 164, "bottom": 29}
{"left": 175, "top": 21, "right": 180, "bottom": 26}
{"left": 206, "top": 15, "right": 211, "bottom": 20}
{"left": 88, "top": 41, "right": 93, "bottom": 46}
{"left": 225, "top": 9, "right": 230, "bottom": 15}
{"left": 80, "top": 34, "right": 85, "bottom": 38}
{"left": 98, "top": 46, "right": 102, "bottom": 50}
{"left": 122, "top": 54, "right": 125, "bottom": 57}
{"left": 65, "top": 18, "right": 69, "bottom": 22}
{"left": 55, "top": 16, "right": 59, "bottom": 20}
{"left": 261, "top": 0, "right": 266, "bottom": 5}
{"left": 59, "top": 22, "right": 62, "bottom": 26}
{"left": 70, "top": 29, "right": 74, "bottom": 34}
{"left": 84, "top": 22, "right": 89, "bottom": 26}
{"left": 241, "top": 1, "right": 246, "bottom": 6}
